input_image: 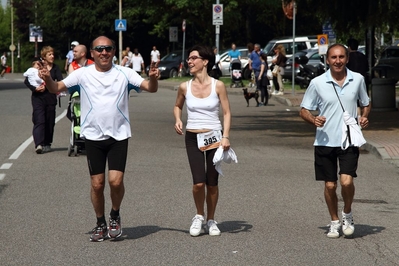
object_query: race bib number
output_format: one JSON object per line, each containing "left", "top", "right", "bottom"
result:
{"left": 197, "top": 130, "right": 222, "bottom": 151}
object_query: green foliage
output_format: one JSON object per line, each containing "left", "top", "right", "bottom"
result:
{"left": 3, "top": 0, "right": 399, "bottom": 70}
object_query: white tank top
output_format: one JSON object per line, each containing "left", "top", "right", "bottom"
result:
{"left": 185, "top": 78, "right": 222, "bottom": 130}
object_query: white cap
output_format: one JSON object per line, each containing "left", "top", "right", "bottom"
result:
{"left": 71, "top": 41, "right": 79, "bottom": 46}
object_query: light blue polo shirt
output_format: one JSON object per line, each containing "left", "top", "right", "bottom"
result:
{"left": 300, "top": 68, "right": 369, "bottom": 147}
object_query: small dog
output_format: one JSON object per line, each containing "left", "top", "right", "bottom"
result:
{"left": 242, "top": 88, "right": 259, "bottom": 107}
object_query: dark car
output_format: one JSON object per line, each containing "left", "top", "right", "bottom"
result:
{"left": 283, "top": 48, "right": 324, "bottom": 80}
{"left": 146, "top": 50, "right": 188, "bottom": 79}
{"left": 374, "top": 46, "right": 399, "bottom": 82}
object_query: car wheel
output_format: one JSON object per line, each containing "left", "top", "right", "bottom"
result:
{"left": 169, "top": 68, "right": 178, "bottom": 78}
{"left": 243, "top": 67, "right": 251, "bottom": 80}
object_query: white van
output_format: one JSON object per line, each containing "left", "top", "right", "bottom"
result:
{"left": 263, "top": 36, "right": 318, "bottom": 64}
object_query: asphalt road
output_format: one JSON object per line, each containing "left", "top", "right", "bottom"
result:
{"left": 0, "top": 80, "right": 399, "bottom": 265}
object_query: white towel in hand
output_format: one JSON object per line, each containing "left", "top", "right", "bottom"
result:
{"left": 341, "top": 111, "right": 366, "bottom": 150}
{"left": 213, "top": 146, "right": 238, "bottom": 176}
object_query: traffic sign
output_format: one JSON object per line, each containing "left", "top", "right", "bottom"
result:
{"left": 169, "top": 27, "right": 178, "bottom": 42}
{"left": 317, "top": 34, "right": 328, "bottom": 45}
{"left": 115, "top": 19, "right": 127, "bottom": 31}
{"left": 213, "top": 4, "right": 223, "bottom": 25}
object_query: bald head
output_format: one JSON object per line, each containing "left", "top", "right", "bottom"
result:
{"left": 73, "top": 45, "right": 88, "bottom": 60}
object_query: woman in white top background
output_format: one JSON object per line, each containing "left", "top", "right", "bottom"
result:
{"left": 174, "top": 45, "right": 231, "bottom": 237}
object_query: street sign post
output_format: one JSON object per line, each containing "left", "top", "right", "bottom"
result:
{"left": 115, "top": 19, "right": 127, "bottom": 31}
{"left": 317, "top": 34, "right": 329, "bottom": 55}
{"left": 212, "top": 4, "right": 223, "bottom": 25}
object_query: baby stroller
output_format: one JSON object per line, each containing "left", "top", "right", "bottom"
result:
{"left": 230, "top": 59, "right": 244, "bottom": 88}
{"left": 67, "top": 91, "right": 85, "bottom": 156}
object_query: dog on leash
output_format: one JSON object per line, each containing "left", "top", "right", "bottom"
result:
{"left": 242, "top": 88, "right": 259, "bottom": 107}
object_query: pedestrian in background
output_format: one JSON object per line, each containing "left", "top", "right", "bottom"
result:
{"left": 271, "top": 44, "right": 287, "bottom": 95}
{"left": 39, "top": 36, "right": 159, "bottom": 242}
{"left": 174, "top": 45, "right": 231, "bottom": 237}
{"left": 299, "top": 44, "right": 370, "bottom": 239}
{"left": 1, "top": 52, "right": 8, "bottom": 78}
{"left": 24, "top": 46, "right": 63, "bottom": 154}
{"left": 65, "top": 41, "right": 79, "bottom": 73}
{"left": 131, "top": 48, "right": 145, "bottom": 75}
{"left": 248, "top": 43, "right": 262, "bottom": 98}
{"left": 258, "top": 53, "right": 270, "bottom": 106}
{"left": 151, "top": 45, "right": 160, "bottom": 67}
{"left": 68, "top": 44, "right": 94, "bottom": 74}
{"left": 209, "top": 46, "right": 222, "bottom": 79}
{"left": 120, "top": 50, "right": 132, "bottom": 68}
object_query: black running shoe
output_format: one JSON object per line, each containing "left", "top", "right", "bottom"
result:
{"left": 90, "top": 224, "right": 108, "bottom": 242}
{"left": 108, "top": 216, "right": 122, "bottom": 238}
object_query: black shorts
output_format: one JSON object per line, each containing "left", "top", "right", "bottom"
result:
{"left": 85, "top": 138, "right": 128, "bottom": 175}
{"left": 314, "top": 146, "right": 359, "bottom": 182}
{"left": 185, "top": 131, "right": 219, "bottom": 186}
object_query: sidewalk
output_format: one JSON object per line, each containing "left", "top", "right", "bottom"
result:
{"left": 3, "top": 73, "right": 398, "bottom": 167}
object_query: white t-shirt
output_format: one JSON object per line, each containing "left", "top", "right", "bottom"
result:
{"left": 23, "top": 67, "right": 44, "bottom": 87}
{"left": 131, "top": 54, "right": 144, "bottom": 72}
{"left": 151, "top": 50, "right": 160, "bottom": 63}
{"left": 63, "top": 64, "right": 144, "bottom": 141}
{"left": 1, "top": 55, "right": 6, "bottom": 66}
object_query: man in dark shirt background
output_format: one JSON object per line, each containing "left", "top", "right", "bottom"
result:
{"left": 347, "top": 38, "right": 369, "bottom": 86}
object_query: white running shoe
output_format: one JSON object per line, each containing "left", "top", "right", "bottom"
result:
{"left": 342, "top": 211, "right": 355, "bottom": 236}
{"left": 276, "top": 91, "right": 284, "bottom": 95}
{"left": 206, "top": 220, "right": 221, "bottom": 236}
{"left": 327, "top": 220, "right": 341, "bottom": 238}
{"left": 189, "top": 214, "right": 204, "bottom": 237}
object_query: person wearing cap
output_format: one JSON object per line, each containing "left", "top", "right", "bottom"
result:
{"left": 65, "top": 41, "right": 79, "bottom": 72}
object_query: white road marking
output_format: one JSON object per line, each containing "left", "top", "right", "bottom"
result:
{"left": 0, "top": 163, "right": 12, "bottom": 169}
{"left": 0, "top": 173, "right": 5, "bottom": 181}
{"left": 9, "top": 109, "right": 67, "bottom": 160}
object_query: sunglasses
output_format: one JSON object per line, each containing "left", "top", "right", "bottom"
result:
{"left": 92, "top": 45, "right": 115, "bottom": 53}
{"left": 186, "top": 55, "right": 203, "bottom": 63}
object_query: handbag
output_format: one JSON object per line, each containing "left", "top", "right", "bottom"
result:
{"left": 272, "top": 65, "right": 279, "bottom": 76}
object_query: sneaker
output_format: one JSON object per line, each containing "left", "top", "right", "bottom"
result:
{"left": 189, "top": 214, "right": 204, "bottom": 236}
{"left": 90, "top": 224, "right": 108, "bottom": 242}
{"left": 342, "top": 211, "right": 354, "bottom": 236}
{"left": 271, "top": 90, "right": 277, "bottom": 95}
{"left": 327, "top": 220, "right": 341, "bottom": 238}
{"left": 206, "top": 219, "right": 221, "bottom": 236}
{"left": 35, "top": 145, "right": 43, "bottom": 154}
{"left": 276, "top": 91, "right": 284, "bottom": 95}
{"left": 43, "top": 145, "right": 51, "bottom": 153}
{"left": 108, "top": 216, "right": 122, "bottom": 238}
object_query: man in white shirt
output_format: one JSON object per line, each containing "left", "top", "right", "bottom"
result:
{"left": 131, "top": 48, "right": 145, "bottom": 75}
{"left": 150, "top": 45, "right": 160, "bottom": 67}
{"left": 40, "top": 35, "right": 160, "bottom": 242}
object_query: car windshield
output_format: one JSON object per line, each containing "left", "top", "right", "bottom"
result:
{"left": 263, "top": 42, "right": 276, "bottom": 54}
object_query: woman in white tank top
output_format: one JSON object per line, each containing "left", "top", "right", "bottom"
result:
{"left": 173, "top": 45, "right": 232, "bottom": 237}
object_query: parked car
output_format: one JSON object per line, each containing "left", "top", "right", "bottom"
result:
{"left": 145, "top": 50, "right": 188, "bottom": 79}
{"left": 374, "top": 46, "right": 399, "bottom": 82}
{"left": 283, "top": 48, "right": 324, "bottom": 80}
{"left": 263, "top": 36, "right": 318, "bottom": 65}
{"left": 218, "top": 47, "right": 251, "bottom": 79}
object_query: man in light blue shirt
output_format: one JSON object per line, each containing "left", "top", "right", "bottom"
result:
{"left": 300, "top": 44, "right": 370, "bottom": 239}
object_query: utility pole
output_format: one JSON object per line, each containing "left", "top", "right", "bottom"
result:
{"left": 119, "top": 0, "right": 122, "bottom": 64}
